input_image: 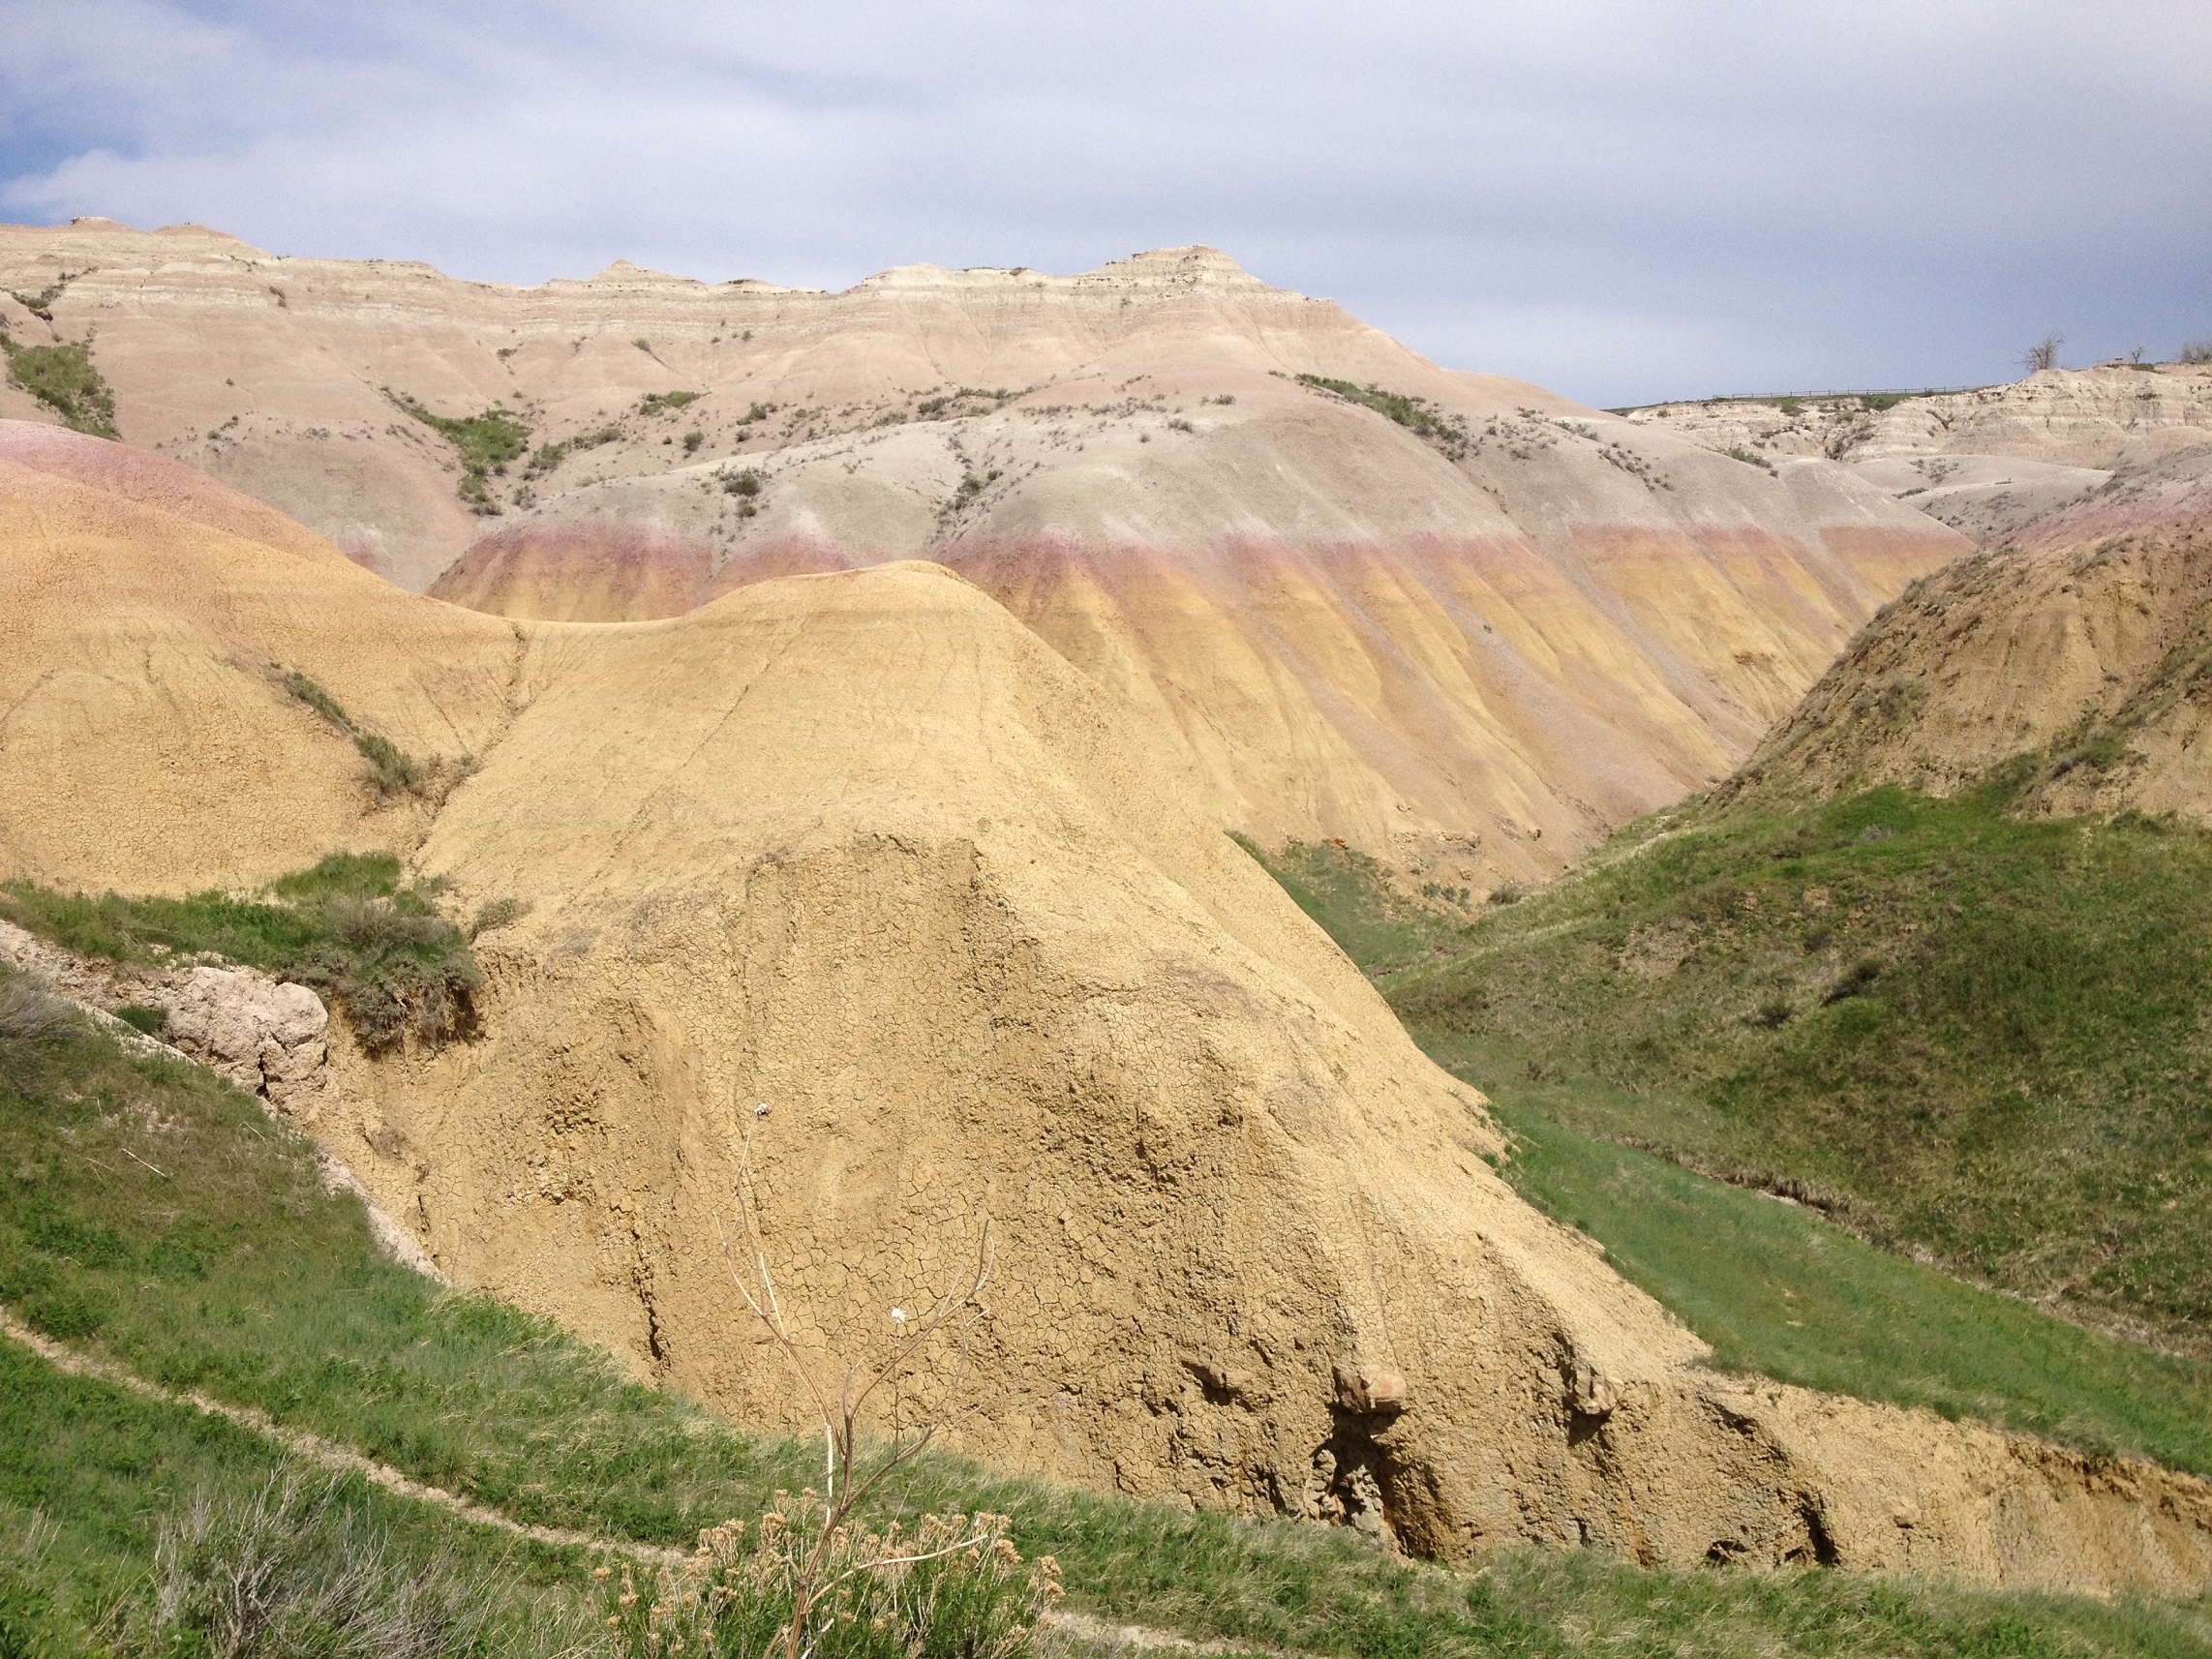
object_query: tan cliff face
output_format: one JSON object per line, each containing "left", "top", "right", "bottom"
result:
{"left": 0, "top": 219, "right": 1966, "bottom": 889}
{"left": 1, "top": 421, "right": 2207, "bottom": 1594}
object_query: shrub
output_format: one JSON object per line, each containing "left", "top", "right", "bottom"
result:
{"left": 1489, "top": 880, "right": 1526, "bottom": 907}
{"left": 2023, "top": 334, "right": 2063, "bottom": 374}
{"left": 289, "top": 895, "right": 482, "bottom": 1053}
{"left": 281, "top": 674, "right": 452, "bottom": 803}
{"left": 2183, "top": 341, "right": 2212, "bottom": 365}
{"left": 527, "top": 425, "right": 621, "bottom": 475}
{"left": 640, "top": 390, "right": 701, "bottom": 414}
{"left": 603, "top": 1503, "right": 1056, "bottom": 1659}
{"left": 468, "top": 895, "right": 531, "bottom": 939}
{"left": 115, "top": 1003, "right": 167, "bottom": 1036}
{"left": 0, "top": 977, "right": 72, "bottom": 1045}
{"left": 1724, "top": 445, "right": 1774, "bottom": 472}
{"left": 138, "top": 1473, "right": 500, "bottom": 1659}
{"left": 722, "top": 468, "right": 763, "bottom": 498}
{"left": 683, "top": 429, "right": 705, "bottom": 454}
{"left": 385, "top": 393, "right": 530, "bottom": 513}
{"left": 0, "top": 335, "right": 118, "bottom": 437}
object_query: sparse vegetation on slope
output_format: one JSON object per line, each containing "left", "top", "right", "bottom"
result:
{"left": 0, "top": 852, "right": 484, "bottom": 1053}
{"left": 282, "top": 669, "right": 470, "bottom": 802}
{"left": 388, "top": 391, "right": 530, "bottom": 512}
{"left": 527, "top": 425, "right": 621, "bottom": 476}
{"left": 5, "top": 990, "right": 2203, "bottom": 1658}
{"left": 1293, "top": 374, "right": 1470, "bottom": 458}
{"left": 1242, "top": 820, "right": 2212, "bottom": 1472}
{"left": 0, "top": 331, "right": 118, "bottom": 437}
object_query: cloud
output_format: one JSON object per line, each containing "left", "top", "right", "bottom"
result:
{"left": 4, "top": 0, "right": 2208, "bottom": 405}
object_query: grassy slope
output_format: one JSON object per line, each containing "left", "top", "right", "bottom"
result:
{"left": 1384, "top": 785, "right": 2212, "bottom": 1346}
{"left": 4, "top": 984, "right": 2206, "bottom": 1656}
{"left": 1249, "top": 814, "right": 2212, "bottom": 1477}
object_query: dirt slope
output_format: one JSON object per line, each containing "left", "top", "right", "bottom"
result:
{"left": 1729, "top": 441, "right": 2212, "bottom": 818}
{"left": 0, "top": 219, "right": 1965, "bottom": 888}
{"left": 2, "top": 421, "right": 2208, "bottom": 1592}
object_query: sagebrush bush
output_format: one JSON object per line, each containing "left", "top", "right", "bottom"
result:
{"left": 0, "top": 976, "right": 71, "bottom": 1044}
{"left": 602, "top": 1499, "right": 1056, "bottom": 1659}
{"left": 137, "top": 1473, "right": 500, "bottom": 1659}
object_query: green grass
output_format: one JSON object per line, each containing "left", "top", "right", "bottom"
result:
{"left": 0, "top": 852, "right": 485, "bottom": 1054}
{"left": 283, "top": 669, "right": 451, "bottom": 800}
{"left": 1383, "top": 784, "right": 2212, "bottom": 1349}
{"left": 639, "top": 390, "right": 700, "bottom": 414}
{"left": 1293, "top": 376, "right": 1469, "bottom": 456}
{"left": 4, "top": 979, "right": 2204, "bottom": 1656}
{"left": 1237, "top": 788, "right": 2212, "bottom": 1476}
{"left": 0, "top": 334, "right": 117, "bottom": 438}
{"left": 0, "top": 1347, "right": 585, "bottom": 1656}
{"left": 1435, "top": 1038, "right": 2212, "bottom": 1472}
{"left": 388, "top": 392, "right": 530, "bottom": 512}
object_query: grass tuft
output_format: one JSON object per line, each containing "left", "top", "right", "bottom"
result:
{"left": 281, "top": 672, "right": 462, "bottom": 803}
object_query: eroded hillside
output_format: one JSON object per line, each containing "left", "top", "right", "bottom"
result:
{"left": 0, "top": 218, "right": 1968, "bottom": 889}
{"left": 4, "top": 422, "right": 2212, "bottom": 1591}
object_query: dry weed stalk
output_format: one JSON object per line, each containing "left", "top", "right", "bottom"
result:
{"left": 605, "top": 1110, "right": 1053, "bottom": 1659}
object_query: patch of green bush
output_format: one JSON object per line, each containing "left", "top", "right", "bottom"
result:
{"left": 1293, "top": 374, "right": 1470, "bottom": 457}
{"left": 280, "top": 671, "right": 462, "bottom": 803}
{"left": 386, "top": 392, "right": 530, "bottom": 513}
{"left": 639, "top": 390, "right": 700, "bottom": 414}
{"left": 0, "top": 851, "right": 493, "bottom": 1055}
{"left": 0, "top": 334, "right": 118, "bottom": 438}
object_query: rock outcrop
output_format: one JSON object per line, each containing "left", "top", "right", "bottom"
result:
{"left": 163, "top": 966, "right": 328, "bottom": 1103}
{"left": 1626, "top": 363, "right": 2212, "bottom": 544}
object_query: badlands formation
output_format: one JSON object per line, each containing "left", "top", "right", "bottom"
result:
{"left": 1650, "top": 367, "right": 2212, "bottom": 818}
{"left": 3, "top": 420, "right": 2210, "bottom": 1594}
{"left": 1626, "top": 363, "right": 2212, "bottom": 545}
{"left": 0, "top": 217, "right": 1967, "bottom": 890}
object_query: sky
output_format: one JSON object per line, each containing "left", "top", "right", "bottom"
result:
{"left": 2, "top": 1, "right": 2207, "bottom": 408}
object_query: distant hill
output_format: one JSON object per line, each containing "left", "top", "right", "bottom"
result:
{"left": 0, "top": 219, "right": 1967, "bottom": 889}
{"left": 1623, "top": 363, "right": 2212, "bottom": 545}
